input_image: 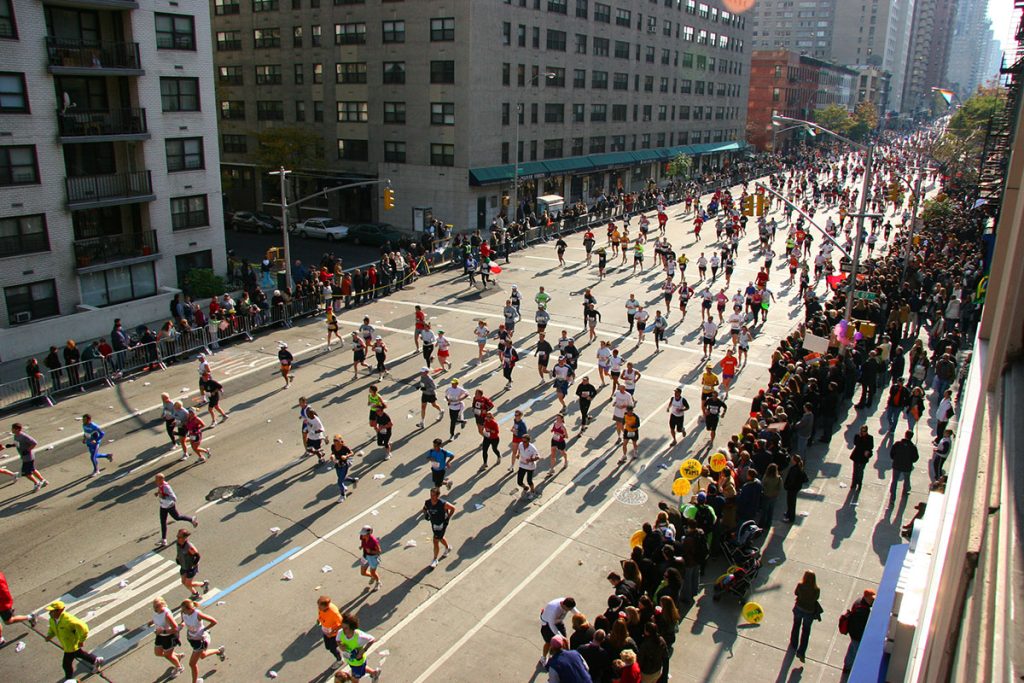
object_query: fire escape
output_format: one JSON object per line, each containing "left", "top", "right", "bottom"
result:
{"left": 976, "top": 0, "right": 1024, "bottom": 226}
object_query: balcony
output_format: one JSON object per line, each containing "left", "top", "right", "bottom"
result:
{"left": 65, "top": 171, "right": 155, "bottom": 209}
{"left": 57, "top": 108, "right": 149, "bottom": 142}
{"left": 42, "top": 0, "right": 139, "bottom": 9}
{"left": 46, "top": 38, "right": 143, "bottom": 76}
{"left": 74, "top": 229, "right": 158, "bottom": 270}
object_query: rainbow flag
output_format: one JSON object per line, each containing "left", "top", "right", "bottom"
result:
{"left": 934, "top": 88, "right": 954, "bottom": 105}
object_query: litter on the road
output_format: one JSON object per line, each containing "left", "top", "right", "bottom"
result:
{"left": 276, "top": 439, "right": 283, "bottom": 444}
{"left": 268, "top": 671, "right": 279, "bottom": 678}
{"left": 281, "top": 570, "right": 294, "bottom": 581}
{"left": 473, "top": 503, "right": 484, "bottom": 510}
{"left": 321, "top": 565, "right": 333, "bottom": 573}
{"left": 216, "top": 601, "right": 226, "bottom": 606}
{"left": 768, "top": 558, "right": 780, "bottom": 565}
{"left": 404, "top": 540, "right": 417, "bottom": 548}
{"left": 181, "top": 387, "right": 189, "bottom": 392}
{"left": 85, "top": 611, "right": 96, "bottom": 620}
{"left": 269, "top": 527, "right": 281, "bottom": 534}
{"left": 144, "top": 382, "right": 151, "bottom": 386}
{"left": 15, "top": 641, "right": 25, "bottom": 652}
{"left": 378, "top": 649, "right": 390, "bottom": 656}
{"left": 118, "top": 580, "right": 128, "bottom": 588}
{"left": 112, "top": 624, "right": 127, "bottom": 635}
{"left": 839, "top": 482, "right": 848, "bottom": 488}
{"left": 373, "top": 474, "right": 386, "bottom": 480}
{"left": 58, "top": 427, "right": 64, "bottom": 431}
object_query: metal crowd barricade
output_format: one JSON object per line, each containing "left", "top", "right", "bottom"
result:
{"left": 214, "top": 314, "right": 254, "bottom": 344}
{"left": 107, "top": 341, "right": 165, "bottom": 378}
{"left": 46, "top": 358, "right": 113, "bottom": 398}
{"left": 0, "top": 376, "right": 52, "bottom": 412}
{"left": 158, "top": 328, "right": 213, "bottom": 364}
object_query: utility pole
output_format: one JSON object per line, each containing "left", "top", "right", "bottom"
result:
{"left": 268, "top": 166, "right": 292, "bottom": 289}
{"left": 899, "top": 171, "right": 925, "bottom": 289}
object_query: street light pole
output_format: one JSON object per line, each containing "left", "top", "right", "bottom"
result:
{"left": 844, "top": 145, "right": 874, "bottom": 325}
{"left": 899, "top": 171, "right": 925, "bottom": 288}
{"left": 268, "top": 166, "right": 293, "bottom": 290}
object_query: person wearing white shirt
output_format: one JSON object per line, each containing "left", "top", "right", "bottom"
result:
{"left": 611, "top": 386, "right": 635, "bottom": 442}
{"left": 633, "top": 307, "right": 649, "bottom": 344}
{"left": 517, "top": 435, "right": 541, "bottom": 498}
{"left": 596, "top": 341, "right": 612, "bottom": 386}
{"left": 620, "top": 363, "right": 640, "bottom": 395}
{"left": 625, "top": 294, "right": 640, "bottom": 333}
{"left": 701, "top": 319, "right": 718, "bottom": 358}
{"left": 538, "top": 596, "right": 579, "bottom": 664}
{"left": 727, "top": 307, "right": 744, "bottom": 347}
{"left": 444, "top": 380, "right": 469, "bottom": 439}
{"left": 609, "top": 350, "right": 624, "bottom": 391}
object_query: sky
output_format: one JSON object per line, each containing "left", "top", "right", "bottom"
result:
{"left": 989, "top": 0, "right": 1018, "bottom": 56}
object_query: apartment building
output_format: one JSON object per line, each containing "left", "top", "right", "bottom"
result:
{"left": 901, "top": 0, "right": 956, "bottom": 119}
{"left": 0, "top": 0, "right": 226, "bottom": 358}
{"left": 212, "top": 0, "right": 751, "bottom": 231}
{"left": 831, "top": 0, "right": 915, "bottom": 113}
{"left": 749, "top": 0, "right": 836, "bottom": 60}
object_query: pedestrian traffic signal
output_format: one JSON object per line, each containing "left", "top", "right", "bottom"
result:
{"left": 755, "top": 194, "right": 766, "bottom": 217}
{"left": 384, "top": 187, "right": 395, "bottom": 210}
{"left": 741, "top": 195, "right": 755, "bottom": 217}
{"left": 887, "top": 182, "right": 901, "bottom": 203}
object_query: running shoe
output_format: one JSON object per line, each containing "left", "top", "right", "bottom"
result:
{"left": 441, "top": 547, "right": 451, "bottom": 559}
{"left": 192, "top": 516, "right": 199, "bottom": 528}
{"left": 202, "top": 580, "right": 210, "bottom": 594}
{"left": 429, "top": 559, "right": 438, "bottom": 569}
{"left": 94, "top": 656, "right": 105, "bottom": 671}
{"left": 217, "top": 646, "right": 226, "bottom": 661}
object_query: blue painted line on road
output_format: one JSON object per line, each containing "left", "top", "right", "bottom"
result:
{"left": 201, "top": 546, "right": 302, "bottom": 606}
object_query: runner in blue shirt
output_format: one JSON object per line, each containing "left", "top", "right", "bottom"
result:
{"left": 425, "top": 439, "right": 454, "bottom": 491}
{"left": 81, "top": 413, "right": 114, "bottom": 476}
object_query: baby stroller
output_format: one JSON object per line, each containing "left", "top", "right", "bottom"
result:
{"left": 721, "top": 520, "right": 763, "bottom": 566}
{"left": 712, "top": 553, "right": 761, "bottom": 603}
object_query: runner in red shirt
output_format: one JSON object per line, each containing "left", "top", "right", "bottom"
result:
{"left": 720, "top": 349, "right": 739, "bottom": 395}
{"left": 0, "top": 570, "right": 36, "bottom": 643}
{"left": 471, "top": 390, "right": 494, "bottom": 436}
{"left": 479, "top": 412, "right": 501, "bottom": 469}
{"left": 414, "top": 305, "right": 427, "bottom": 351}
{"left": 755, "top": 267, "right": 770, "bottom": 289}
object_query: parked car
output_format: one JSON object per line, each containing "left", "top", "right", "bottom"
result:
{"left": 347, "top": 223, "right": 413, "bottom": 247}
{"left": 232, "top": 211, "right": 281, "bottom": 234}
{"left": 291, "top": 217, "right": 351, "bottom": 241}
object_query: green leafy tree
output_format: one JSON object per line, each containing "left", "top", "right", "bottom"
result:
{"left": 812, "top": 104, "right": 853, "bottom": 136}
{"left": 182, "top": 269, "right": 226, "bottom": 298}
{"left": 255, "top": 126, "right": 325, "bottom": 171}
{"left": 924, "top": 88, "right": 1005, "bottom": 185}
{"left": 920, "top": 196, "right": 956, "bottom": 226}
{"left": 848, "top": 101, "right": 879, "bottom": 141}
{"left": 666, "top": 153, "right": 693, "bottom": 178}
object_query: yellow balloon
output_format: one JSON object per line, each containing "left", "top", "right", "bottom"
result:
{"left": 679, "top": 458, "right": 702, "bottom": 480}
{"left": 742, "top": 602, "right": 765, "bottom": 624}
{"left": 629, "top": 529, "right": 646, "bottom": 549}
{"left": 671, "top": 477, "right": 691, "bottom": 497}
{"left": 710, "top": 452, "right": 729, "bottom": 473}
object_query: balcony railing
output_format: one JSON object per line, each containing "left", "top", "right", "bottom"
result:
{"left": 46, "top": 37, "right": 142, "bottom": 71}
{"left": 65, "top": 171, "right": 153, "bottom": 206}
{"left": 74, "top": 229, "right": 158, "bottom": 268}
{"left": 57, "top": 108, "right": 148, "bottom": 139}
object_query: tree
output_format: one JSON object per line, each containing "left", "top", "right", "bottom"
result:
{"left": 848, "top": 101, "right": 879, "bottom": 141}
{"left": 947, "top": 87, "right": 1004, "bottom": 143}
{"left": 813, "top": 104, "right": 853, "bottom": 136}
{"left": 920, "top": 196, "right": 957, "bottom": 226}
{"left": 255, "top": 126, "right": 325, "bottom": 171}
{"left": 923, "top": 88, "right": 1005, "bottom": 185}
{"left": 666, "top": 153, "right": 693, "bottom": 178}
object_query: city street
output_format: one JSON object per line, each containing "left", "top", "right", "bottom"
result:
{"left": 225, "top": 226, "right": 386, "bottom": 274}
{"left": 0, "top": 178, "right": 932, "bottom": 683}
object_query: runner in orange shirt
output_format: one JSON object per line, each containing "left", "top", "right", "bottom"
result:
{"left": 720, "top": 348, "right": 739, "bottom": 396}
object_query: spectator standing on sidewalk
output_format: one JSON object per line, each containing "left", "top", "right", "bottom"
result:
{"left": 782, "top": 454, "right": 809, "bottom": 523}
{"left": 789, "top": 571, "right": 821, "bottom": 663}
{"left": 840, "top": 589, "right": 875, "bottom": 673}
{"left": 888, "top": 431, "right": 918, "bottom": 500}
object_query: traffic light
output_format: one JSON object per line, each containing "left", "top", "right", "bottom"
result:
{"left": 886, "top": 181, "right": 901, "bottom": 203}
{"left": 383, "top": 187, "right": 395, "bottom": 211}
{"left": 741, "top": 195, "right": 754, "bottom": 217}
{"left": 755, "top": 194, "right": 766, "bottom": 217}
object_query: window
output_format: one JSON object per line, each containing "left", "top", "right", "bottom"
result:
{"left": 575, "top": 33, "right": 587, "bottom": 54}
{"left": 5, "top": 280, "right": 58, "bottom": 323}
{"left": 335, "top": 23, "right": 366, "bottom": 45}
{"left": 431, "top": 102, "right": 455, "bottom": 125}
{"left": 155, "top": 13, "right": 195, "bottom": 50}
{"left": 430, "top": 61, "right": 454, "bottom": 84}
{"left": 336, "top": 101, "right": 368, "bottom": 123}
{"left": 610, "top": 135, "right": 625, "bottom": 152}
{"left": 501, "top": 102, "right": 510, "bottom": 125}
{"left": 532, "top": 27, "right": 540, "bottom": 48}
{"left": 590, "top": 104, "right": 606, "bottom": 122}
{"left": 517, "top": 25, "right": 526, "bottom": 47}
{"left": 430, "top": 17, "right": 454, "bottom": 41}
{"left": 383, "top": 141, "right": 405, "bottom": 163}
{"left": 383, "top": 61, "right": 405, "bottom": 84}
{"left": 546, "top": 29, "right": 566, "bottom": 51}
{"left": 573, "top": 69, "right": 585, "bottom": 88}
{"left": 382, "top": 20, "right": 405, "bottom": 43}
{"left": 594, "top": 3, "right": 610, "bottom": 23}
{"left": 337, "top": 139, "right": 368, "bottom": 161}
{"left": 543, "top": 139, "right": 563, "bottom": 159}
{"left": 312, "top": 63, "right": 323, "bottom": 83}
{"left": 660, "top": 76, "right": 669, "bottom": 93}
{"left": 590, "top": 70, "right": 607, "bottom": 89}
{"left": 640, "top": 133, "right": 650, "bottom": 148}
{"left": 313, "top": 101, "right": 323, "bottom": 122}
{"left": 679, "top": 105, "right": 689, "bottom": 120}
{"left": 502, "top": 22, "right": 511, "bottom": 45}
{"left": 311, "top": 25, "right": 321, "bottom": 47}
{"left": 645, "top": 46, "right": 655, "bottom": 63}
{"left": 292, "top": 26, "right": 303, "bottom": 47}
{"left": 547, "top": 67, "right": 565, "bottom": 87}
{"left": 253, "top": 28, "right": 280, "bottom": 48}
{"left": 576, "top": 0, "right": 588, "bottom": 19}
{"left": 254, "top": 65, "right": 282, "bottom": 85}
{"left": 613, "top": 73, "right": 628, "bottom": 90}
{"left": 430, "top": 143, "right": 454, "bottom": 166}
{"left": 221, "top": 134, "right": 246, "bottom": 153}
{"left": 215, "top": 0, "right": 240, "bottom": 14}
{"left": 220, "top": 100, "right": 245, "bottom": 119}
{"left": 0, "top": 72, "right": 28, "bottom": 113}
{"left": 615, "top": 8, "right": 630, "bottom": 26}
{"left": 216, "top": 31, "right": 241, "bottom": 51}
{"left": 544, "top": 103, "right": 564, "bottom": 123}
{"left": 658, "top": 104, "right": 667, "bottom": 121}
{"left": 80, "top": 263, "right": 156, "bottom": 307}
{"left": 614, "top": 40, "right": 629, "bottom": 59}
{"left": 571, "top": 137, "right": 583, "bottom": 156}
{"left": 252, "top": 0, "right": 277, "bottom": 11}
{"left": 0, "top": 214, "right": 48, "bottom": 257}
{"left": 295, "top": 101, "right": 305, "bottom": 121}
{"left": 293, "top": 63, "right": 304, "bottom": 84}
{"left": 641, "top": 105, "right": 651, "bottom": 121}
{"left": 170, "top": 195, "right": 209, "bottom": 230}
{"left": 612, "top": 104, "right": 626, "bottom": 121}
{"left": 682, "top": 25, "right": 694, "bottom": 42}
{"left": 165, "top": 137, "right": 204, "bottom": 172}
{"left": 383, "top": 101, "right": 405, "bottom": 123}
{"left": 160, "top": 78, "right": 199, "bottom": 112}
{"left": 217, "top": 66, "right": 242, "bottom": 86}
{"left": 572, "top": 103, "right": 584, "bottom": 123}
{"left": 0, "top": 146, "right": 38, "bottom": 186}
{"left": 680, "top": 79, "right": 691, "bottom": 94}
{"left": 588, "top": 136, "right": 605, "bottom": 154}
{"left": 593, "top": 37, "right": 608, "bottom": 56}
{"left": 336, "top": 62, "right": 367, "bottom": 84}
{"left": 644, "top": 75, "right": 653, "bottom": 92}
{"left": 0, "top": 0, "right": 14, "bottom": 39}
{"left": 548, "top": 0, "right": 567, "bottom": 13}
{"left": 256, "top": 100, "right": 284, "bottom": 120}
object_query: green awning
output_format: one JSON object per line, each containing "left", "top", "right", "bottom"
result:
{"left": 687, "top": 142, "right": 742, "bottom": 156}
{"left": 630, "top": 149, "right": 662, "bottom": 163}
{"left": 469, "top": 165, "right": 514, "bottom": 186}
{"left": 588, "top": 152, "right": 637, "bottom": 170}
{"left": 542, "top": 157, "right": 595, "bottom": 174}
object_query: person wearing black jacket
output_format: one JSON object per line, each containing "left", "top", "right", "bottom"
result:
{"left": 606, "top": 572, "right": 639, "bottom": 607}
{"left": 849, "top": 425, "right": 874, "bottom": 491}
{"left": 817, "top": 382, "right": 840, "bottom": 444}
{"left": 783, "top": 453, "right": 809, "bottom": 522}
{"left": 856, "top": 351, "right": 881, "bottom": 408}
{"left": 842, "top": 589, "right": 875, "bottom": 672}
{"left": 888, "top": 431, "right": 918, "bottom": 499}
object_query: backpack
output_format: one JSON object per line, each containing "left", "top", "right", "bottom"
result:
{"left": 838, "top": 609, "right": 850, "bottom": 635}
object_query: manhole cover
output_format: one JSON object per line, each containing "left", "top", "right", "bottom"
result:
{"left": 206, "top": 485, "right": 253, "bottom": 502}
{"left": 615, "top": 486, "right": 648, "bottom": 506}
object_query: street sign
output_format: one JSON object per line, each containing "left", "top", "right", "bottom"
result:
{"left": 853, "top": 290, "right": 877, "bottom": 301}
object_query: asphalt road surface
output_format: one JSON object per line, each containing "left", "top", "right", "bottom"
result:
{"left": 0, "top": 171, "right": 934, "bottom": 683}
{"left": 225, "top": 226, "right": 385, "bottom": 273}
